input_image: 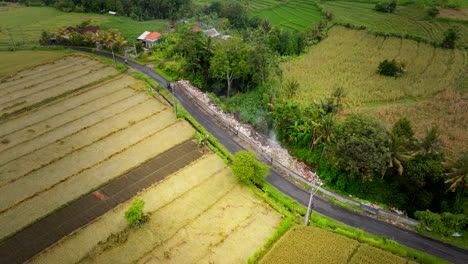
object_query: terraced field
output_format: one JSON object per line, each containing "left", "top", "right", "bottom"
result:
{"left": 28, "top": 154, "right": 283, "bottom": 264}
{"left": 281, "top": 26, "right": 468, "bottom": 155}
{"left": 0, "top": 55, "right": 118, "bottom": 117}
{"left": 320, "top": 1, "right": 468, "bottom": 47}
{"left": 260, "top": 226, "right": 416, "bottom": 264}
{"left": 247, "top": 0, "right": 323, "bottom": 31}
{"left": 0, "top": 58, "right": 195, "bottom": 240}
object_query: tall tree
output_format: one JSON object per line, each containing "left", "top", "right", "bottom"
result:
{"left": 209, "top": 37, "right": 248, "bottom": 97}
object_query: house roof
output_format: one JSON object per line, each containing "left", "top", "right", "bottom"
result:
{"left": 192, "top": 26, "right": 202, "bottom": 32}
{"left": 81, "top": 25, "right": 100, "bottom": 34}
{"left": 203, "top": 28, "right": 220, "bottom": 37}
{"left": 146, "top": 32, "right": 161, "bottom": 40}
{"left": 137, "top": 31, "right": 151, "bottom": 40}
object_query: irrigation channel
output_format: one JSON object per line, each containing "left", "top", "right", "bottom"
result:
{"left": 71, "top": 48, "right": 468, "bottom": 264}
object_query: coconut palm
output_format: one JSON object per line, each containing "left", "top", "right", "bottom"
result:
{"left": 417, "top": 126, "right": 442, "bottom": 155}
{"left": 386, "top": 133, "right": 414, "bottom": 176}
{"left": 445, "top": 152, "right": 468, "bottom": 193}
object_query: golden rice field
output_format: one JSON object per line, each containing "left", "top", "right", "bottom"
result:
{"left": 28, "top": 154, "right": 283, "bottom": 264}
{"left": 260, "top": 226, "right": 415, "bottom": 264}
{"left": 0, "top": 54, "right": 118, "bottom": 117}
{"left": 0, "top": 51, "right": 66, "bottom": 77}
{"left": 0, "top": 56, "right": 195, "bottom": 240}
{"left": 282, "top": 26, "right": 468, "bottom": 155}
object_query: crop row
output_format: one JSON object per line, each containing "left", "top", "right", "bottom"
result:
{"left": 0, "top": 75, "right": 134, "bottom": 146}
{"left": 0, "top": 97, "right": 163, "bottom": 187}
{"left": 28, "top": 154, "right": 229, "bottom": 263}
{"left": 281, "top": 26, "right": 467, "bottom": 106}
{"left": 0, "top": 119, "right": 194, "bottom": 240}
{"left": 0, "top": 78, "right": 135, "bottom": 161}
{"left": 0, "top": 107, "right": 175, "bottom": 213}
{"left": 321, "top": 1, "right": 468, "bottom": 47}
{"left": 0, "top": 65, "right": 117, "bottom": 117}
{"left": 0, "top": 60, "right": 104, "bottom": 102}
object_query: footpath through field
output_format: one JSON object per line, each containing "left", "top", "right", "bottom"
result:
{"left": 72, "top": 48, "right": 468, "bottom": 264}
{"left": 0, "top": 140, "right": 203, "bottom": 264}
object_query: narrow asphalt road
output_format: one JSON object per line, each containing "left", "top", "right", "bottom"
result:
{"left": 74, "top": 48, "right": 468, "bottom": 263}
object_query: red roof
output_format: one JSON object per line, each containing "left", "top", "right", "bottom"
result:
{"left": 146, "top": 32, "right": 161, "bottom": 40}
{"left": 192, "top": 26, "right": 202, "bottom": 32}
{"left": 81, "top": 25, "right": 100, "bottom": 34}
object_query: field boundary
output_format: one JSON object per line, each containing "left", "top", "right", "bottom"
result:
{"left": 0, "top": 140, "right": 202, "bottom": 264}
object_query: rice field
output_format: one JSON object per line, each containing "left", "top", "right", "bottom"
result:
{"left": 281, "top": 26, "right": 468, "bottom": 155}
{"left": 246, "top": 0, "right": 323, "bottom": 31}
{"left": 0, "top": 57, "right": 196, "bottom": 240}
{"left": 0, "top": 3, "right": 168, "bottom": 48}
{"left": 27, "top": 154, "right": 283, "bottom": 264}
{"left": 319, "top": 1, "right": 468, "bottom": 47}
{"left": 0, "top": 54, "right": 118, "bottom": 117}
{"left": 260, "top": 226, "right": 415, "bottom": 264}
{"left": 0, "top": 51, "right": 66, "bottom": 77}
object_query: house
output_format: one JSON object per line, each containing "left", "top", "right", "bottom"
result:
{"left": 137, "top": 31, "right": 162, "bottom": 49}
{"left": 203, "top": 28, "right": 220, "bottom": 38}
{"left": 220, "top": 35, "right": 231, "bottom": 40}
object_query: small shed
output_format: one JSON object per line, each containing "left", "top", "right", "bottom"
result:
{"left": 203, "top": 28, "right": 220, "bottom": 38}
{"left": 108, "top": 11, "right": 117, "bottom": 15}
{"left": 192, "top": 26, "right": 202, "bottom": 32}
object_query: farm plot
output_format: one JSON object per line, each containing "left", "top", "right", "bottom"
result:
{"left": 0, "top": 54, "right": 118, "bottom": 117}
{"left": 247, "top": 0, "right": 323, "bottom": 31}
{"left": 320, "top": 1, "right": 468, "bottom": 47}
{"left": 260, "top": 226, "right": 415, "bottom": 264}
{"left": 281, "top": 26, "right": 467, "bottom": 106}
{"left": 28, "top": 154, "right": 283, "bottom": 264}
{"left": 0, "top": 71, "right": 195, "bottom": 240}
{"left": 0, "top": 51, "right": 66, "bottom": 77}
{"left": 281, "top": 26, "right": 467, "bottom": 155}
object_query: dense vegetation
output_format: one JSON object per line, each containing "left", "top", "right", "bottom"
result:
{"left": 5, "top": 0, "right": 191, "bottom": 19}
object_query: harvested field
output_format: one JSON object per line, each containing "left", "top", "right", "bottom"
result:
{"left": 0, "top": 65, "right": 196, "bottom": 240}
{"left": 438, "top": 8, "right": 468, "bottom": 20}
{"left": 28, "top": 154, "right": 282, "bottom": 264}
{"left": 0, "top": 54, "right": 118, "bottom": 117}
{"left": 0, "top": 51, "right": 66, "bottom": 77}
{"left": 260, "top": 226, "right": 415, "bottom": 264}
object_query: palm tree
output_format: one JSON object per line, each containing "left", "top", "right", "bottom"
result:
{"left": 445, "top": 152, "right": 468, "bottom": 193}
{"left": 386, "top": 134, "right": 414, "bottom": 176}
{"left": 417, "top": 126, "right": 442, "bottom": 155}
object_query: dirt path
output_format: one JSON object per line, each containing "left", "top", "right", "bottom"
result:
{"left": 0, "top": 140, "right": 202, "bottom": 264}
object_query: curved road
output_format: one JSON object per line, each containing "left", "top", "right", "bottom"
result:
{"left": 75, "top": 48, "right": 468, "bottom": 263}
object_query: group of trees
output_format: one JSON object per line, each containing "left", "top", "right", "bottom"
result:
{"left": 271, "top": 92, "right": 467, "bottom": 218}
{"left": 9, "top": 0, "right": 192, "bottom": 19}
{"left": 374, "top": 1, "right": 397, "bottom": 13}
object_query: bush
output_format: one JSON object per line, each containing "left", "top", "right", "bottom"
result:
{"left": 415, "top": 210, "right": 467, "bottom": 236}
{"left": 231, "top": 151, "right": 270, "bottom": 186}
{"left": 441, "top": 27, "right": 460, "bottom": 49}
{"left": 374, "top": 1, "right": 397, "bottom": 13}
{"left": 427, "top": 7, "right": 440, "bottom": 18}
{"left": 125, "top": 199, "right": 147, "bottom": 226}
{"left": 377, "top": 59, "right": 405, "bottom": 77}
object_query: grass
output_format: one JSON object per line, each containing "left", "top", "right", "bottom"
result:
{"left": 281, "top": 25, "right": 467, "bottom": 156}
{"left": 0, "top": 3, "right": 168, "bottom": 48}
{"left": 0, "top": 50, "right": 66, "bottom": 76}
{"left": 416, "top": 226, "right": 468, "bottom": 251}
{"left": 319, "top": 1, "right": 468, "bottom": 47}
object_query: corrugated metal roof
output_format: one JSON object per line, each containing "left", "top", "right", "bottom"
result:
{"left": 137, "top": 31, "right": 151, "bottom": 40}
